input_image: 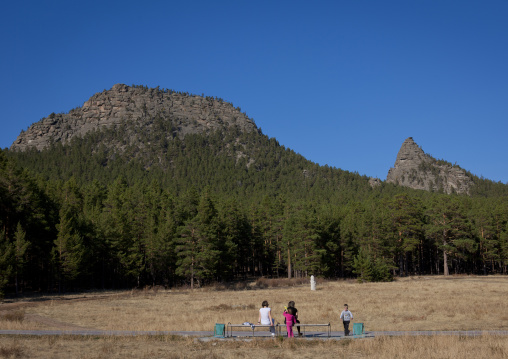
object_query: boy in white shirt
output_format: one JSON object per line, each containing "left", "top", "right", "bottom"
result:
{"left": 340, "top": 304, "right": 353, "bottom": 336}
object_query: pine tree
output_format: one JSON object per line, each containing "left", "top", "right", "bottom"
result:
{"left": 352, "top": 247, "right": 374, "bottom": 283}
{"left": 317, "top": 206, "right": 343, "bottom": 278}
{"left": 282, "top": 204, "right": 323, "bottom": 278}
{"left": 53, "top": 209, "right": 84, "bottom": 291}
{"left": 218, "top": 198, "right": 249, "bottom": 279}
{"left": 470, "top": 199, "right": 498, "bottom": 274}
{"left": 493, "top": 201, "right": 508, "bottom": 274}
{"left": 13, "top": 222, "right": 29, "bottom": 295}
{"left": 388, "top": 194, "right": 424, "bottom": 276}
{"left": 52, "top": 178, "right": 85, "bottom": 291}
{"left": 0, "top": 232, "right": 13, "bottom": 298}
{"left": 100, "top": 176, "right": 133, "bottom": 286}
{"left": 175, "top": 189, "right": 220, "bottom": 288}
{"left": 426, "top": 196, "right": 472, "bottom": 275}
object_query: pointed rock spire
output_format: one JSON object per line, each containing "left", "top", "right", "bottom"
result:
{"left": 393, "top": 137, "right": 426, "bottom": 163}
{"left": 386, "top": 137, "right": 473, "bottom": 195}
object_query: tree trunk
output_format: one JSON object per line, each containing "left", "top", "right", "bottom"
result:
{"left": 287, "top": 245, "right": 291, "bottom": 279}
{"left": 443, "top": 244, "right": 449, "bottom": 276}
{"left": 190, "top": 261, "right": 194, "bottom": 289}
{"left": 340, "top": 250, "right": 344, "bottom": 278}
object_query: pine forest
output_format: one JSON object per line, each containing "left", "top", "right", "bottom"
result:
{"left": 1, "top": 94, "right": 508, "bottom": 297}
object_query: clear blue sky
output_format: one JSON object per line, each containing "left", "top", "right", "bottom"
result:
{"left": 2, "top": 0, "right": 507, "bottom": 183}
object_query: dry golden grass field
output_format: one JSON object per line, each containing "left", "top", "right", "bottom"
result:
{"left": 1, "top": 334, "right": 507, "bottom": 359}
{"left": 1, "top": 275, "right": 507, "bottom": 358}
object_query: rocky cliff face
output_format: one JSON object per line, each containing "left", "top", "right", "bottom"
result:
{"left": 10, "top": 84, "right": 258, "bottom": 151}
{"left": 386, "top": 137, "right": 473, "bottom": 195}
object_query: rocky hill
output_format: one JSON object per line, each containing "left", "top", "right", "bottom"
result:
{"left": 386, "top": 137, "right": 474, "bottom": 195}
{"left": 10, "top": 85, "right": 501, "bottom": 198}
{"left": 10, "top": 84, "right": 258, "bottom": 152}
{"left": 7, "top": 84, "right": 374, "bottom": 205}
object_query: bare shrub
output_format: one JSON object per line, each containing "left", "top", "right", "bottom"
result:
{"left": 211, "top": 303, "right": 233, "bottom": 311}
{"left": 1, "top": 310, "right": 24, "bottom": 322}
{"left": 213, "top": 283, "right": 228, "bottom": 291}
{"left": 254, "top": 277, "right": 312, "bottom": 289}
{"left": 233, "top": 281, "right": 249, "bottom": 291}
{"left": 99, "top": 341, "right": 115, "bottom": 356}
{"left": 255, "top": 277, "right": 269, "bottom": 289}
{"left": 46, "top": 336, "right": 58, "bottom": 348}
{"left": 152, "top": 285, "right": 164, "bottom": 294}
{"left": 209, "top": 304, "right": 256, "bottom": 311}
{"left": 212, "top": 281, "right": 251, "bottom": 291}
{"left": 402, "top": 315, "right": 426, "bottom": 322}
{"left": 167, "top": 352, "right": 222, "bottom": 359}
{"left": 0, "top": 340, "right": 24, "bottom": 358}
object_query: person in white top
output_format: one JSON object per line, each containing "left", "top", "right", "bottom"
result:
{"left": 258, "top": 300, "right": 275, "bottom": 336}
{"left": 340, "top": 304, "right": 353, "bottom": 336}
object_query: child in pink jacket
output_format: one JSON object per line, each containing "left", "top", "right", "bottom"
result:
{"left": 283, "top": 307, "right": 296, "bottom": 337}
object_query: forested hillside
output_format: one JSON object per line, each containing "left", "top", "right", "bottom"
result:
{"left": 1, "top": 85, "right": 508, "bottom": 296}
{"left": 10, "top": 121, "right": 373, "bottom": 205}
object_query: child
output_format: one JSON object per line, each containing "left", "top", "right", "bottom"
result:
{"left": 340, "top": 304, "right": 353, "bottom": 336}
{"left": 283, "top": 307, "right": 296, "bottom": 337}
{"left": 287, "top": 301, "right": 301, "bottom": 336}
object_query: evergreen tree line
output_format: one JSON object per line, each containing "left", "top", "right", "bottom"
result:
{"left": 3, "top": 122, "right": 508, "bottom": 294}
{"left": 1, "top": 147, "right": 508, "bottom": 296}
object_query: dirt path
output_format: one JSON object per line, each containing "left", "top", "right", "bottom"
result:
{"left": 23, "top": 313, "right": 98, "bottom": 331}
{"left": 0, "top": 329, "right": 507, "bottom": 338}
{"left": 1, "top": 293, "right": 125, "bottom": 332}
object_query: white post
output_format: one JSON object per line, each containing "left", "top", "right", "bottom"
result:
{"left": 310, "top": 275, "right": 316, "bottom": 291}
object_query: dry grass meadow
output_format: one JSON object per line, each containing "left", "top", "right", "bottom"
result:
{"left": 1, "top": 275, "right": 507, "bottom": 358}
{"left": 1, "top": 334, "right": 507, "bottom": 359}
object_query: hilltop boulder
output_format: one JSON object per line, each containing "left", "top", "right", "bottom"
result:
{"left": 386, "top": 137, "right": 473, "bottom": 195}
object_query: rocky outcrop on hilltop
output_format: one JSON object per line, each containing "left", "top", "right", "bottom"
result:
{"left": 10, "top": 84, "right": 258, "bottom": 152}
{"left": 386, "top": 137, "right": 473, "bottom": 195}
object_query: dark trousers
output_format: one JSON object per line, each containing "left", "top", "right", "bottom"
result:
{"left": 343, "top": 320, "right": 350, "bottom": 336}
